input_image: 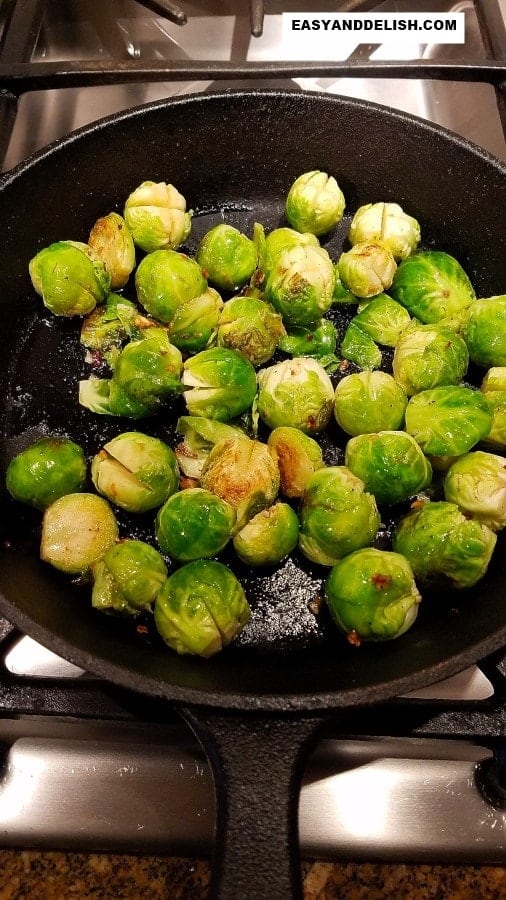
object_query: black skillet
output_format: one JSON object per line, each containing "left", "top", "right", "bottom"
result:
{"left": 0, "top": 90, "right": 505, "bottom": 899}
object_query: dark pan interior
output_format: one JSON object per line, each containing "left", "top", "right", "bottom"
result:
{"left": 0, "top": 90, "right": 505, "bottom": 710}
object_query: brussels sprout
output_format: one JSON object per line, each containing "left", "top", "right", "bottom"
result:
{"left": 80, "top": 293, "right": 142, "bottom": 367}
{"left": 404, "top": 386, "right": 493, "bottom": 457}
{"left": 353, "top": 294, "right": 412, "bottom": 347}
{"left": 91, "top": 431, "right": 179, "bottom": 513}
{"left": 285, "top": 170, "right": 346, "bottom": 236}
{"left": 135, "top": 249, "right": 207, "bottom": 324}
{"left": 6, "top": 437, "right": 86, "bottom": 510}
{"left": 393, "top": 500, "right": 496, "bottom": 589}
{"left": 78, "top": 377, "right": 154, "bottom": 419}
{"left": 88, "top": 212, "right": 136, "bottom": 289}
{"left": 196, "top": 224, "right": 258, "bottom": 291}
{"left": 113, "top": 328, "right": 183, "bottom": 408}
{"left": 334, "top": 371, "right": 408, "bottom": 436}
{"left": 91, "top": 539, "right": 167, "bottom": 615}
{"left": 340, "top": 321, "right": 382, "bottom": 370}
{"left": 40, "top": 493, "right": 119, "bottom": 575}
{"left": 174, "top": 416, "right": 245, "bottom": 479}
{"left": 154, "top": 559, "right": 250, "bottom": 657}
{"left": 345, "top": 431, "right": 432, "bottom": 505}
{"left": 481, "top": 368, "right": 506, "bottom": 393}
{"left": 217, "top": 295, "right": 285, "bottom": 367}
{"left": 348, "top": 202, "right": 421, "bottom": 261}
{"left": 479, "top": 391, "right": 506, "bottom": 451}
{"left": 390, "top": 251, "right": 475, "bottom": 331}
{"left": 124, "top": 180, "right": 191, "bottom": 253}
{"left": 156, "top": 488, "right": 236, "bottom": 561}
{"left": 201, "top": 436, "right": 279, "bottom": 530}
{"left": 233, "top": 502, "right": 299, "bottom": 567}
{"left": 337, "top": 241, "right": 397, "bottom": 299}
{"left": 325, "top": 548, "right": 421, "bottom": 644}
{"left": 168, "top": 286, "right": 223, "bottom": 353}
{"left": 443, "top": 450, "right": 506, "bottom": 530}
{"left": 462, "top": 296, "right": 506, "bottom": 368}
{"left": 267, "top": 426, "right": 324, "bottom": 498}
{"left": 278, "top": 319, "right": 338, "bottom": 368}
{"left": 332, "top": 268, "right": 359, "bottom": 305}
{"left": 257, "top": 357, "right": 334, "bottom": 434}
{"left": 182, "top": 347, "right": 257, "bottom": 422}
{"left": 299, "top": 467, "right": 380, "bottom": 566}
{"left": 259, "top": 227, "right": 320, "bottom": 282}
{"left": 265, "top": 244, "right": 335, "bottom": 327}
{"left": 29, "top": 240, "right": 110, "bottom": 316}
{"left": 392, "top": 322, "right": 469, "bottom": 397}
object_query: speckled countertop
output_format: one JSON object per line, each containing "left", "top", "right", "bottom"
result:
{"left": 1, "top": 854, "right": 506, "bottom": 899}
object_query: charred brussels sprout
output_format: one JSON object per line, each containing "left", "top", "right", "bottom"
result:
{"left": 348, "top": 203, "right": 421, "bottom": 261}
{"left": 124, "top": 180, "right": 191, "bottom": 253}
{"left": 91, "top": 539, "right": 167, "bottom": 615}
{"left": 299, "top": 467, "right": 380, "bottom": 566}
{"left": 233, "top": 502, "right": 299, "bottom": 567}
{"left": 196, "top": 224, "right": 258, "bottom": 291}
{"left": 267, "top": 426, "right": 324, "bottom": 498}
{"left": 174, "top": 416, "right": 245, "bottom": 479}
{"left": 201, "top": 436, "right": 279, "bottom": 530}
{"left": 337, "top": 241, "right": 396, "bottom": 299}
{"left": 259, "top": 227, "right": 319, "bottom": 282}
{"left": 325, "top": 548, "right": 421, "bottom": 645}
{"left": 353, "top": 294, "right": 411, "bottom": 347}
{"left": 393, "top": 500, "right": 496, "bottom": 589}
{"left": 29, "top": 240, "right": 110, "bottom": 316}
{"left": 334, "top": 371, "right": 408, "bottom": 436}
{"left": 257, "top": 357, "right": 334, "bottom": 434}
{"left": 182, "top": 347, "right": 257, "bottom": 422}
{"left": 80, "top": 293, "right": 142, "bottom": 367}
{"left": 390, "top": 251, "right": 475, "bottom": 331}
{"left": 443, "top": 451, "right": 506, "bottom": 530}
{"left": 156, "top": 488, "right": 236, "bottom": 561}
{"left": 285, "top": 170, "right": 346, "bottom": 236}
{"left": 154, "top": 559, "right": 250, "bottom": 657}
{"left": 345, "top": 431, "right": 432, "bottom": 505}
{"left": 217, "top": 295, "right": 285, "bottom": 367}
{"left": 462, "top": 297, "right": 506, "bottom": 368}
{"left": 167, "top": 286, "right": 223, "bottom": 354}
{"left": 6, "top": 437, "right": 86, "bottom": 509}
{"left": 91, "top": 431, "right": 179, "bottom": 513}
{"left": 405, "top": 386, "right": 493, "bottom": 457}
{"left": 135, "top": 249, "right": 207, "bottom": 324}
{"left": 392, "top": 323, "right": 469, "bottom": 397}
{"left": 40, "top": 493, "right": 118, "bottom": 575}
{"left": 88, "top": 212, "right": 135, "bottom": 289}
{"left": 265, "top": 244, "right": 335, "bottom": 327}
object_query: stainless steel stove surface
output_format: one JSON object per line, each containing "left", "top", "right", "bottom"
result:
{"left": 0, "top": 0, "right": 506, "bottom": 867}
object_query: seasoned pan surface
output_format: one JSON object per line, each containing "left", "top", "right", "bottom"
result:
{"left": 0, "top": 90, "right": 505, "bottom": 710}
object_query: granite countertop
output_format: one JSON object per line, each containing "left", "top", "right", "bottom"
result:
{"left": 1, "top": 854, "right": 506, "bottom": 899}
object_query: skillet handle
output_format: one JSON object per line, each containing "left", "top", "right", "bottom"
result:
{"left": 180, "top": 707, "right": 329, "bottom": 900}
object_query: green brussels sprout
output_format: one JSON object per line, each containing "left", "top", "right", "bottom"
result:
{"left": 201, "top": 436, "right": 280, "bottom": 531}
{"left": 217, "top": 295, "right": 285, "bottom": 367}
{"left": 345, "top": 431, "right": 432, "bottom": 505}
{"left": 182, "top": 347, "right": 257, "bottom": 422}
{"left": 40, "top": 493, "right": 119, "bottom": 575}
{"left": 278, "top": 319, "right": 338, "bottom": 368}
{"left": 78, "top": 377, "right": 155, "bottom": 419}
{"left": 462, "top": 296, "right": 506, "bottom": 368}
{"left": 482, "top": 368, "right": 506, "bottom": 393}
{"left": 337, "top": 241, "right": 397, "bottom": 299}
{"left": 175, "top": 416, "right": 245, "bottom": 479}
{"left": 267, "top": 426, "right": 324, "bottom": 498}
{"left": 325, "top": 548, "right": 421, "bottom": 644}
{"left": 479, "top": 391, "right": 506, "bottom": 451}
{"left": 443, "top": 450, "right": 506, "bottom": 530}
{"left": 340, "top": 321, "right": 382, "bottom": 370}
{"left": 196, "top": 224, "right": 257, "bottom": 291}
{"left": 334, "top": 371, "right": 408, "bottom": 436}
{"left": 404, "top": 386, "right": 493, "bottom": 457}
{"left": 168, "top": 286, "right": 223, "bottom": 353}
{"left": 156, "top": 488, "right": 236, "bottom": 561}
{"left": 299, "top": 467, "right": 380, "bottom": 566}
{"left": 257, "top": 357, "right": 334, "bottom": 434}
{"left": 332, "top": 267, "right": 359, "bottom": 305}
{"left": 259, "top": 227, "right": 320, "bottom": 282}
{"left": 29, "top": 240, "right": 111, "bottom": 316}
{"left": 154, "top": 559, "right": 251, "bottom": 657}
{"left": 285, "top": 170, "right": 346, "bottom": 236}
{"left": 91, "top": 539, "right": 167, "bottom": 615}
{"left": 348, "top": 202, "right": 421, "bottom": 261}
{"left": 88, "top": 212, "right": 136, "bottom": 290}
{"left": 113, "top": 328, "right": 183, "bottom": 408}
{"left": 390, "top": 251, "right": 475, "bottom": 331}
{"left": 393, "top": 500, "right": 497, "bottom": 589}
{"left": 6, "top": 436, "right": 87, "bottom": 510}
{"left": 80, "top": 293, "right": 142, "bottom": 367}
{"left": 265, "top": 244, "right": 335, "bottom": 327}
{"left": 353, "top": 294, "right": 412, "bottom": 347}
{"left": 135, "top": 249, "right": 207, "bottom": 324}
{"left": 392, "top": 322, "right": 469, "bottom": 397}
{"left": 232, "top": 502, "right": 299, "bottom": 567}
{"left": 91, "top": 431, "right": 179, "bottom": 513}
{"left": 124, "top": 180, "right": 191, "bottom": 253}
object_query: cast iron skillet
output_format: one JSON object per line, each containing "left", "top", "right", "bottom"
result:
{"left": 0, "top": 90, "right": 505, "bottom": 898}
